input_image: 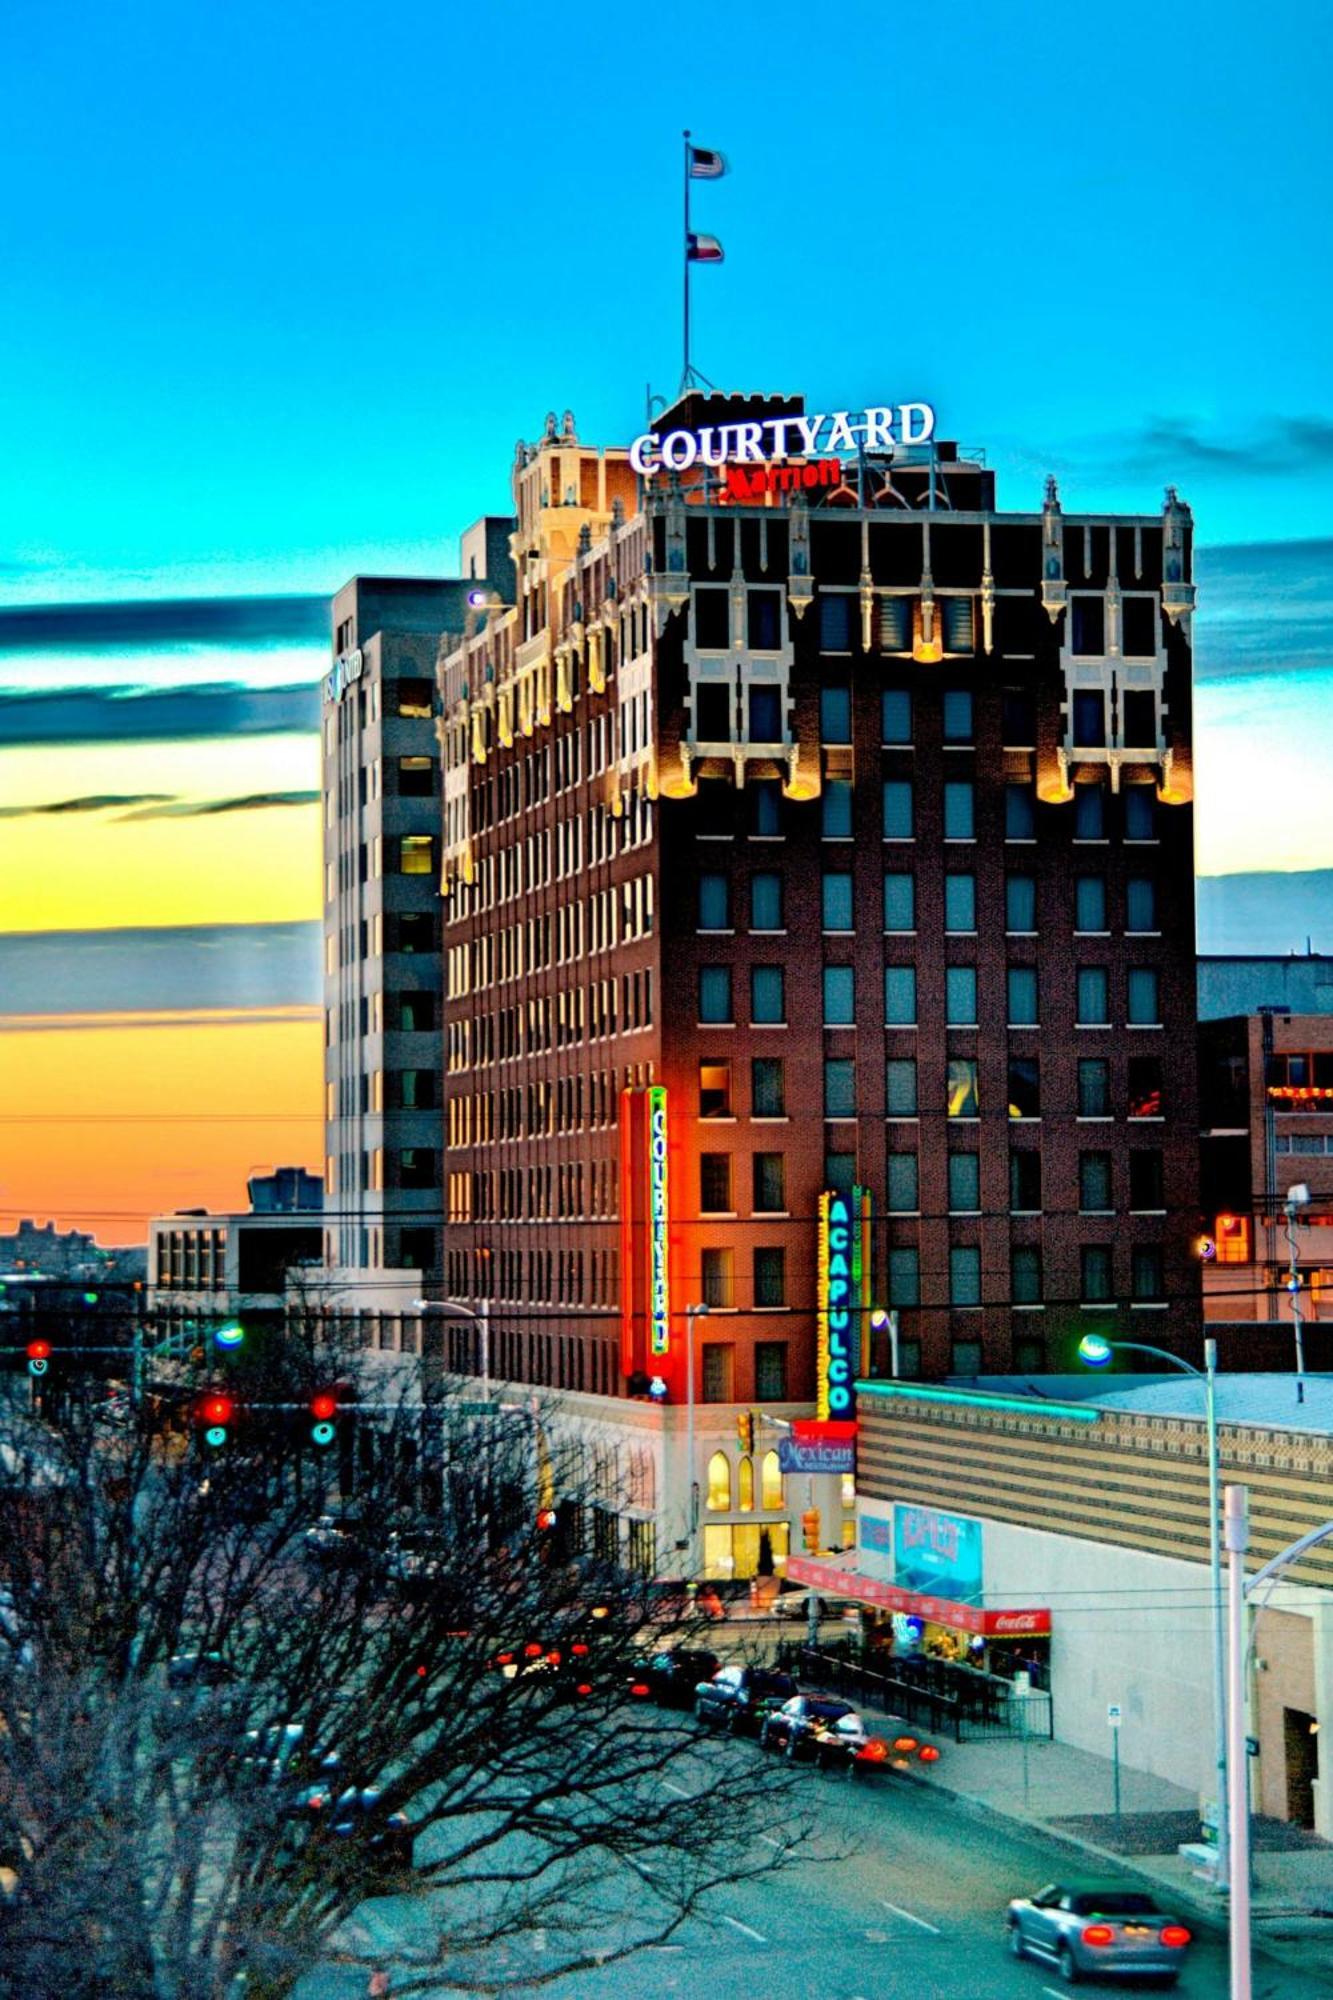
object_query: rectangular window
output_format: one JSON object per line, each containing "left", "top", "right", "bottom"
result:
{"left": 699, "top": 1061, "right": 732, "bottom": 1118}
{"left": 399, "top": 992, "right": 435, "bottom": 1032}
{"left": 823, "top": 965, "right": 855, "bottom": 1025}
{"left": 883, "top": 780, "right": 914, "bottom": 840}
{"left": 1124, "top": 783, "right": 1157, "bottom": 840}
{"left": 944, "top": 874, "right": 976, "bottom": 932}
{"left": 1012, "top": 1245, "right": 1043, "bottom": 1306}
{"left": 753, "top": 1152, "right": 787, "bottom": 1212}
{"left": 699, "top": 966, "right": 733, "bottom": 1023}
{"left": 748, "top": 589, "right": 782, "bottom": 651}
{"left": 755, "top": 1340, "right": 789, "bottom": 1399}
{"left": 1008, "top": 1057, "right": 1040, "bottom": 1119}
{"left": 695, "top": 683, "right": 731, "bottom": 741}
{"left": 751, "top": 965, "right": 785, "bottom": 1025}
{"left": 1072, "top": 690, "right": 1106, "bottom": 747}
{"left": 1131, "top": 1245, "right": 1164, "bottom": 1301}
{"left": 823, "top": 872, "right": 854, "bottom": 931}
{"left": 1002, "top": 689, "right": 1036, "bottom": 745}
{"left": 395, "top": 677, "right": 432, "bottom": 718}
{"left": 882, "top": 688, "right": 913, "bottom": 743}
{"left": 943, "top": 780, "right": 975, "bottom": 840}
{"left": 753, "top": 1247, "right": 786, "bottom": 1309}
{"left": 1126, "top": 877, "right": 1158, "bottom": 932}
{"left": 751, "top": 1057, "right": 785, "bottom": 1117}
{"left": 1010, "top": 1149, "right": 1042, "bottom": 1212}
{"left": 880, "top": 597, "right": 912, "bottom": 652}
{"left": 1122, "top": 690, "right": 1157, "bottom": 747}
{"left": 888, "top": 1245, "right": 919, "bottom": 1306}
{"left": 822, "top": 779, "right": 853, "bottom": 838}
{"left": 885, "top": 965, "right": 917, "bottom": 1025}
{"left": 1074, "top": 784, "right": 1106, "bottom": 839}
{"left": 1078, "top": 1057, "right": 1110, "bottom": 1118}
{"left": 700, "top": 1153, "right": 732, "bottom": 1213}
{"left": 748, "top": 684, "right": 782, "bottom": 741}
{"left": 1004, "top": 784, "right": 1035, "bottom": 839}
{"left": 941, "top": 598, "right": 975, "bottom": 654}
{"left": 397, "top": 755, "right": 434, "bottom": 796}
{"left": 1001, "top": 965, "right": 1036, "bottom": 1027}
{"left": 1127, "top": 967, "right": 1160, "bottom": 1026}
{"left": 950, "top": 1244, "right": 982, "bottom": 1307}
{"left": 948, "top": 1153, "right": 980, "bottom": 1213}
{"left": 400, "top": 834, "right": 435, "bottom": 875}
{"left": 698, "top": 777, "right": 734, "bottom": 836}
{"left": 886, "top": 1151, "right": 918, "bottom": 1213}
{"left": 1127, "top": 1054, "right": 1163, "bottom": 1118}
{"left": 1071, "top": 595, "right": 1105, "bottom": 655}
{"left": 885, "top": 1057, "right": 918, "bottom": 1117}
{"left": 942, "top": 688, "right": 974, "bottom": 743}
{"left": 1129, "top": 1150, "right": 1165, "bottom": 1211}
{"left": 701, "top": 1343, "right": 735, "bottom": 1401}
{"left": 946, "top": 966, "right": 978, "bottom": 1026}
{"left": 1081, "top": 1245, "right": 1113, "bottom": 1303}
{"left": 1080, "top": 1152, "right": 1113, "bottom": 1213}
{"left": 701, "top": 1246, "right": 734, "bottom": 1309}
{"left": 698, "top": 873, "right": 730, "bottom": 930}
{"left": 1122, "top": 596, "right": 1158, "bottom": 659}
{"left": 824, "top": 1149, "right": 855, "bottom": 1194}
{"left": 1076, "top": 877, "right": 1108, "bottom": 932}
{"left": 884, "top": 872, "right": 915, "bottom": 931}
{"left": 1077, "top": 966, "right": 1110, "bottom": 1026}
{"left": 399, "top": 1147, "right": 436, "bottom": 1189}
{"left": 823, "top": 1058, "right": 856, "bottom": 1118}
{"left": 749, "top": 779, "right": 783, "bottom": 836}
{"left": 947, "top": 1057, "right": 979, "bottom": 1117}
{"left": 819, "top": 595, "right": 852, "bottom": 651}
{"left": 1006, "top": 875, "right": 1036, "bottom": 933}
{"left": 820, "top": 685, "right": 852, "bottom": 744}
{"left": 694, "top": 586, "right": 730, "bottom": 649}
{"left": 750, "top": 871, "right": 784, "bottom": 931}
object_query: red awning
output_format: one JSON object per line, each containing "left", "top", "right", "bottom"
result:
{"left": 785, "top": 1554, "right": 1051, "bottom": 1639}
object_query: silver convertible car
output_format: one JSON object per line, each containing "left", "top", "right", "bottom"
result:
{"left": 1005, "top": 1882, "right": 1193, "bottom": 1984}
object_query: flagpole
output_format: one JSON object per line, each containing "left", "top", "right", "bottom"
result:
{"left": 682, "top": 128, "right": 691, "bottom": 394}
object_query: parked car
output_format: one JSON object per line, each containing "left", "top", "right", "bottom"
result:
{"left": 328, "top": 1786, "right": 415, "bottom": 1870}
{"left": 758, "top": 1693, "right": 858, "bottom": 1760}
{"left": 630, "top": 1648, "right": 720, "bottom": 1709}
{"left": 694, "top": 1665, "right": 799, "bottom": 1735}
{"left": 302, "top": 1513, "right": 370, "bottom": 1567}
{"left": 238, "top": 1719, "right": 343, "bottom": 1788}
{"left": 1005, "top": 1882, "right": 1192, "bottom": 1984}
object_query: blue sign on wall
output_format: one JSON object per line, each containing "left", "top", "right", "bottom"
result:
{"left": 892, "top": 1503, "right": 983, "bottom": 1602}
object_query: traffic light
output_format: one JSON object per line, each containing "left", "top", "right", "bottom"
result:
{"left": 736, "top": 1410, "right": 755, "bottom": 1454}
{"left": 310, "top": 1390, "right": 338, "bottom": 1447}
{"left": 801, "top": 1507, "right": 821, "bottom": 1553}
{"left": 26, "top": 1340, "right": 51, "bottom": 1378}
{"left": 198, "top": 1393, "right": 235, "bottom": 1448}
{"left": 215, "top": 1321, "right": 245, "bottom": 1349}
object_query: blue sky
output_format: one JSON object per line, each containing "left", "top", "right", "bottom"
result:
{"left": 5, "top": 0, "right": 1333, "bottom": 601}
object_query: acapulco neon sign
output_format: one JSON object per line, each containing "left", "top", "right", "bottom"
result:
{"left": 628, "top": 403, "right": 936, "bottom": 478}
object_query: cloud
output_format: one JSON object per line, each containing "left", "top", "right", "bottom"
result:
{"left": 0, "top": 594, "right": 329, "bottom": 655}
{"left": 0, "top": 921, "right": 322, "bottom": 1018}
{"left": 118, "top": 790, "right": 319, "bottom": 821}
{"left": 0, "top": 792, "right": 175, "bottom": 819}
{"left": 1111, "top": 415, "right": 1333, "bottom": 478}
{"left": 1194, "top": 536, "right": 1333, "bottom": 680}
{"left": 0, "top": 680, "right": 321, "bottom": 746}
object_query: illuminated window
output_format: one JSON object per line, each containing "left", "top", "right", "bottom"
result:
{"left": 738, "top": 1456, "right": 755, "bottom": 1512}
{"left": 840, "top": 1472, "right": 856, "bottom": 1509}
{"left": 947, "top": 1058, "right": 979, "bottom": 1118}
{"left": 1215, "top": 1215, "right": 1251, "bottom": 1263}
{"left": 400, "top": 834, "right": 435, "bottom": 875}
{"left": 706, "top": 1452, "right": 732, "bottom": 1511}
{"left": 761, "top": 1449, "right": 784, "bottom": 1510}
{"left": 699, "top": 1062, "right": 732, "bottom": 1118}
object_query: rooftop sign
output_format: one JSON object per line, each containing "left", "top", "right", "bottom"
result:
{"left": 629, "top": 403, "right": 936, "bottom": 477}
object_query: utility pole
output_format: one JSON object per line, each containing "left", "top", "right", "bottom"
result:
{"left": 1284, "top": 1183, "right": 1309, "bottom": 1378}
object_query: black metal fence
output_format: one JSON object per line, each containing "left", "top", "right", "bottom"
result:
{"left": 775, "top": 1641, "right": 1054, "bottom": 1744}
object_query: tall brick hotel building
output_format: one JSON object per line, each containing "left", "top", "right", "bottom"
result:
{"left": 325, "top": 392, "right": 1203, "bottom": 1578}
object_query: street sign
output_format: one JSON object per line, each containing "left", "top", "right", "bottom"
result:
{"left": 1107, "top": 1702, "right": 1123, "bottom": 1729}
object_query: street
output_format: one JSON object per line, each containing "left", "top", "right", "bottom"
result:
{"left": 304, "top": 1744, "right": 1333, "bottom": 1999}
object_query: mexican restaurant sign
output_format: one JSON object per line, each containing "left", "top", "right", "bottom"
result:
{"left": 629, "top": 403, "right": 936, "bottom": 476}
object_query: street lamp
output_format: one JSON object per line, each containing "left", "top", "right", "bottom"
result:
{"left": 870, "top": 1307, "right": 900, "bottom": 1379}
{"left": 413, "top": 1297, "right": 490, "bottom": 1400}
{"left": 1283, "top": 1182, "right": 1310, "bottom": 1378}
{"left": 1078, "top": 1333, "right": 1226, "bottom": 1887}
{"left": 1224, "top": 1485, "right": 1333, "bottom": 2000}
{"left": 683, "top": 1302, "right": 709, "bottom": 1576}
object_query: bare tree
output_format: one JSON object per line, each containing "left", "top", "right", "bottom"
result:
{"left": 0, "top": 1339, "right": 810, "bottom": 1998}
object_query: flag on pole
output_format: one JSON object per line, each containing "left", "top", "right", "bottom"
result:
{"left": 687, "top": 232, "right": 724, "bottom": 264}
{"left": 688, "top": 145, "right": 728, "bottom": 179}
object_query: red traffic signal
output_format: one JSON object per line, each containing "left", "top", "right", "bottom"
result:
{"left": 26, "top": 1339, "right": 51, "bottom": 1378}
{"left": 310, "top": 1389, "right": 339, "bottom": 1446}
{"left": 202, "top": 1395, "right": 233, "bottom": 1426}
{"left": 311, "top": 1392, "right": 338, "bottom": 1422}
{"left": 536, "top": 1508, "right": 557, "bottom": 1531}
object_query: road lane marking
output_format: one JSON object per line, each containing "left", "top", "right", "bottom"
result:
{"left": 878, "top": 1899, "right": 941, "bottom": 1935}
{"left": 720, "top": 1914, "right": 767, "bottom": 1943}
{"left": 661, "top": 1779, "right": 691, "bottom": 1797}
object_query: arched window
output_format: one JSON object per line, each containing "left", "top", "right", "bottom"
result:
{"left": 738, "top": 1455, "right": 754, "bottom": 1512}
{"left": 760, "top": 1449, "right": 784, "bottom": 1512}
{"left": 706, "top": 1451, "right": 732, "bottom": 1512}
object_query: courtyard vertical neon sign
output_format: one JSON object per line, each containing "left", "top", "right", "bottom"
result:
{"left": 648, "top": 1085, "right": 670, "bottom": 1355}
{"left": 817, "top": 1188, "right": 857, "bottom": 1420}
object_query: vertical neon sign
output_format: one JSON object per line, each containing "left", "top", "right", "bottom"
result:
{"left": 817, "top": 1187, "right": 856, "bottom": 1419}
{"left": 648, "top": 1085, "right": 670, "bottom": 1355}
